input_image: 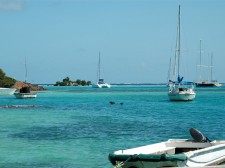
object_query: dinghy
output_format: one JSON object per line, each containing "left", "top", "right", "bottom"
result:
{"left": 108, "top": 128, "right": 225, "bottom": 168}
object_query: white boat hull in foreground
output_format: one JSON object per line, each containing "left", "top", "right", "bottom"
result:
{"left": 179, "top": 143, "right": 225, "bottom": 167}
{"left": 0, "top": 88, "right": 16, "bottom": 95}
{"left": 108, "top": 128, "right": 225, "bottom": 168}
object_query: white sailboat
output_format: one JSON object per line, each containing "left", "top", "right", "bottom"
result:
{"left": 168, "top": 5, "right": 195, "bottom": 101}
{"left": 14, "top": 56, "right": 37, "bottom": 99}
{"left": 92, "top": 52, "right": 110, "bottom": 88}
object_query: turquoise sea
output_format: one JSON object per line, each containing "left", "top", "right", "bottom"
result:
{"left": 0, "top": 85, "right": 225, "bottom": 168}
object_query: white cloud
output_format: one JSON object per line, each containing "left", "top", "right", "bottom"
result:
{"left": 0, "top": 0, "right": 24, "bottom": 11}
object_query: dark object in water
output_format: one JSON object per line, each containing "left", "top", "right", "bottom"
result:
{"left": 189, "top": 128, "right": 210, "bottom": 142}
{"left": 109, "top": 101, "right": 115, "bottom": 104}
{"left": 120, "top": 103, "right": 124, "bottom": 105}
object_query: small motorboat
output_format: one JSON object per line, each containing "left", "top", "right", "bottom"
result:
{"left": 108, "top": 128, "right": 225, "bottom": 168}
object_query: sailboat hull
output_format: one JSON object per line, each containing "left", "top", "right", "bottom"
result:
{"left": 14, "top": 92, "right": 37, "bottom": 99}
{"left": 92, "top": 83, "right": 110, "bottom": 88}
{"left": 195, "top": 82, "right": 215, "bottom": 87}
{"left": 168, "top": 89, "right": 196, "bottom": 101}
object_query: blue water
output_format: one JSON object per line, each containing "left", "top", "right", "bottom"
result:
{"left": 0, "top": 85, "right": 225, "bottom": 168}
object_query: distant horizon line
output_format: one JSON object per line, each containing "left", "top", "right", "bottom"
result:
{"left": 35, "top": 83, "right": 167, "bottom": 86}
{"left": 35, "top": 82, "right": 225, "bottom": 86}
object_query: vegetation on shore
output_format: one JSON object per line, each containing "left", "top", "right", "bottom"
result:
{"left": 0, "top": 68, "right": 45, "bottom": 91}
{"left": 54, "top": 77, "right": 92, "bottom": 86}
{"left": 0, "top": 68, "right": 16, "bottom": 88}
{"left": 1, "top": 68, "right": 91, "bottom": 90}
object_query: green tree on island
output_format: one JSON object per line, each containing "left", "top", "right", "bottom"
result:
{"left": 54, "top": 77, "right": 91, "bottom": 86}
{"left": 76, "top": 79, "right": 81, "bottom": 85}
{"left": 0, "top": 68, "right": 16, "bottom": 88}
{"left": 0, "top": 69, "right": 6, "bottom": 79}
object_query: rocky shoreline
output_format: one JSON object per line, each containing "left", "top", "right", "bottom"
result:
{"left": 12, "top": 81, "right": 45, "bottom": 91}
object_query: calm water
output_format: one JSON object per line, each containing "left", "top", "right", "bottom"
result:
{"left": 0, "top": 85, "right": 225, "bottom": 168}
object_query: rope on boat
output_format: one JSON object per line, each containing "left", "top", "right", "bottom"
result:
{"left": 115, "top": 155, "right": 133, "bottom": 168}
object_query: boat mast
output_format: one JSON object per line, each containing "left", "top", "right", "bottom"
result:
{"left": 199, "top": 39, "right": 202, "bottom": 82}
{"left": 210, "top": 53, "right": 213, "bottom": 82}
{"left": 97, "top": 52, "right": 101, "bottom": 82}
{"left": 167, "top": 56, "right": 172, "bottom": 82}
{"left": 25, "top": 56, "right": 27, "bottom": 83}
{"left": 177, "top": 5, "right": 181, "bottom": 77}
{"left": 172, "top": 5, "right": 181, "bottom": 81}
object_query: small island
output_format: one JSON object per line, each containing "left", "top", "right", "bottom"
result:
{"left": 54, "top": 77, "right": 92, "bottom": 86}
{"left": 0, "top": 68, "right": 45, "bottom": 91}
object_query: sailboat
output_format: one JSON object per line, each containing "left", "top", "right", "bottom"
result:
{"left": 14, "top": 57, "right": 37, "bottom": 99}
{"left": 92, "top": 52, "right": 110, "bottom": 88}
{"left": 195, "top": 41, "right": 222, "bottom": 87}
{"left": 168, "top": 5, "right": 195, "bottom": 101}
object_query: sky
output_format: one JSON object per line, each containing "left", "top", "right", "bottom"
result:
{"left": 0, "top": 0, "right": 225, "bottom": 84}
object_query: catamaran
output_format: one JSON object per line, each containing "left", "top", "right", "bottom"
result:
{"left": 168, "top": 5, "right": 195, "bottom": 101}
{"left": 92, "top": 52, "right": 110, "bottom": 88}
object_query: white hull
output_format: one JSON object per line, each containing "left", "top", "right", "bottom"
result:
{"left": 180, "top": 143, "right": 225, "bottom": 167}
{"left": 92, "top": 83, "right": 110, "bottom": 88}
{"left": 168, "top": 89, "right": 196, "bottom": 101}
{"left": 109, "top": 139, "right": 225, "bottom": 168}
{"left": 14, "top": 92, "right": 37, "bottom": 99}
{"left": 109, "top": 128, "right": 225, "bottom": 168}
{"left": 0, "top": 88, "right": 16, "bottom": 95}
{"left": 168, "top": 84, "right": 195, "bottom": 101}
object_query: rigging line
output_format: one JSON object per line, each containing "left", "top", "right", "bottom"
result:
{"left": 25, "top": 56, "right": 27, "bottom": 83}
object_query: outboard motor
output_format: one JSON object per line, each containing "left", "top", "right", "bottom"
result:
{"left": 189, "top": 128, "right": 211, "bottom": 142}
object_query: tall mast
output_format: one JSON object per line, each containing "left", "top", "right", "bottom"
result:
{"left": 167, "top": 56, "right": 172, "bottom": 82}
{"left": 25, "top": 56, "right": 27, "bottom": 83}
{"left": 199, "top": 39, "right": 202, "bottom": 82}
{"left": 173, "top": 5, "right": 181, "bottom": 80}
{"left": 98, "top": 52, "right": 101, "bottom": 81}
{"left": 177, "top": 5, "right": 181, "bottom": 76}
{"left": 210, "top": 53, "right": 213, "bottom": 82}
